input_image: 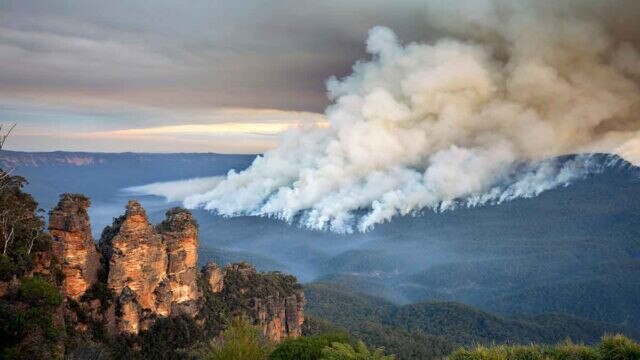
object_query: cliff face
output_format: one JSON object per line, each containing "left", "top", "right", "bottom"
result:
{"left": 98, "top": 201, "right": 200, "bottom": 333}
{"left": 253, "top": 289, "right": 306, "bottom": 341}
{"left": 51, "top": 196, "right": 304, "bottom": 342}
{"left": 48, "top": 194, "right": 100, "bottom": 300}
{"left": 203, "top": 262, "right": 224, "bottom": 293}
{"left": 203, "top": 262, "right": 306, "bottom": 342}
{"left": 157, "top": 208, "right": 200, "bottom": 314}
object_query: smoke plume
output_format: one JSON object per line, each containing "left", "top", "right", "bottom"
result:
{"left": 185, "top": 1, "right": 640, "bottom": 232}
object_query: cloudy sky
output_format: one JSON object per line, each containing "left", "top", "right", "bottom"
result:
{"left": 0, "top": 0, "right": 435, "bottom": 153}
{"left": 2, "top": 0, "right": 639, "bottom": 153}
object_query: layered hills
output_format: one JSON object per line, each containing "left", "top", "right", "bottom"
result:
{"left": 304, "top": 282, "right": 639, "bottom": 359}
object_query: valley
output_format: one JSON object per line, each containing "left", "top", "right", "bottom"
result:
{"left": 0, "top": 152, "right": 640, "bottom": 351}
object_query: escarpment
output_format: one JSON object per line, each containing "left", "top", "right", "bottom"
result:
{"left": 50, "top": 195, "right": 304, "bottom": 342}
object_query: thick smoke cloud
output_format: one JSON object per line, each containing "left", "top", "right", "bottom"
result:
{"left": 185, "top": 1, "right": 640, "bottom": 232}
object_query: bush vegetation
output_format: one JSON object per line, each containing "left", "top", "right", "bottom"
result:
{"left": 0, "top": 170, "right": 52, "bottom": 281}
{"left": 321, "top": 341, "right": 396, "bottom": 360}
{"left": 0, "top": 164, "right": 64, "bottom": 359}
{"left": 269, "top": 332, "right": 351, "bottom": 360}
{"left": 0, "top": 277, "right": 64, "bottom": 358}
{"left": 449, "top": 335, "right": 640, "bottom": 360}
{"left": 192, "top": 317, "right": 273, "bottom": 360}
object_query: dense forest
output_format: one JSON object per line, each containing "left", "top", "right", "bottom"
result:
{"left": 304, "top": 282, "right": 640, "bottom": 360}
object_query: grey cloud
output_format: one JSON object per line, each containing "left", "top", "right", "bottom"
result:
{"left": 0, "top": 0, "right": 429, "bottom": 112}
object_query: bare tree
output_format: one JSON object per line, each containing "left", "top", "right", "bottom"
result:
{"left": 0, "top": 125, "right": 19, "bottom": 255}
{"left": 26, "top": 228, "right": 38, "bottom": 255}
{"left": 0, "top": 124, "right": 16, "bottom": 191}
{"left": 1, "top": 211, "right": 15, "bottom": 255}
{"left": 0, "top": 123, "right": 16, "bottom": 151}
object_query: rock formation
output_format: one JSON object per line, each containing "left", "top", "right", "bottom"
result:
{"left": 48, "top": 194, "right": 100, "bottom": 300}
{"left": 98, "top": 201, "right": 200, "bottom": 333}
{"left": 51, "top": 196, "right": 304, "bottom": 341}
{"left": 157, "top": 208, "right": 200, "bottom": 315}
{"left": 203, "top": 261, "right": 306, "bottom": 342}
{"left": 252, "top": 292, "right": 306, "bottom": 341}
{"left": 203, "top": 262, "right": 224, "bottom": 293}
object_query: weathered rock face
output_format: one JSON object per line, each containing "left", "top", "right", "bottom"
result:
{"left": 203, "top": 262, "right": 306, "bottom": 342}
{"left": 116, "top": 286, "right": 143, "bottom": 335}
{"left": 100, "top": 200, "right": 166, "bottom": 314}
{"left": 49, "top": 194, "right": 100, "bottom": 300}
{"left": 203, "top": 262, "right": 224, "bottom": 293}
{"left": 157, "top": 208, "right": 200, "bottom": 314}
{"left": 98, "top": 201, "right": 200, "bottom": 334}
{"left": 252, "top": 292, "right": 306, "bottom": 341}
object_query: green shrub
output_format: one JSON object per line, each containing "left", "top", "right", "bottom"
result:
{"left": 139, "top": 315, "right": 203, "bottom": 359}
{"left": 599, "top": 334, "right": 640, "bottom": 360}
{"left": 0, "top": 298, "right": 63, "bottom": 357}
{"left": 192, "top": 317, "right": 272, "bottom": 360}
{"left": 544, "top": 343, "right": 600, "bottom": 360}
{"left": 18, "top": 276, "right": 62, "bottom": 307}
{"left": 321, "top": 341, "right": 396, "bottom": 360}
{"left": 0, "top": 300, "right": 27, "bottom": 347}
{"left": 448, "top": 335, "right": 640, "bottom": 360}
{"left": 270, "top": 332, "right": 351, "bottom": 360}
{"left": 0, "top": 171, "right": 50, "bottom": 281}
{"left": 450, "top": 344, "right": 594, "bottom": 360}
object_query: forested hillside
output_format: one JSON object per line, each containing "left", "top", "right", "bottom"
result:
{"left": 304, "top": 282, "right": 640, "bottom": 360}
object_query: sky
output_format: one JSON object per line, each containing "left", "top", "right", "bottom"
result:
{"left": 0, "top": 0, "right": 433, "bottom": 153}
{"left": 1, "top": 0, "right": 638, "bottom": 154}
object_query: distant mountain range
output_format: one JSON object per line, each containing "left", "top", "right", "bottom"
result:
{"left": 3, "top": 150, "right": 639, "bottom": 340}
{"left": 0, "top": 150, "right": 256, "bottom": 168}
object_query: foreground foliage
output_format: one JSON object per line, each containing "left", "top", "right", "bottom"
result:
{"left": 192, "top": 317, "right": 273, "bottom": 360}
{"left": 0, "top": 170, "right": 52, "bottom": 281}
{"left": 449, "top": 334, "right": 640, "bottom": 360}
{"left": 269, "top": 332, "right": 351, "bottom": 360}
{"left": 0, "top": 168, "right": 64, "bottom": 359}
{"left": 321, "top": 341, "right": 396, "bottom": 360}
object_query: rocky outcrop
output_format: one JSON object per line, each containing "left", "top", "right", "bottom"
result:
{"left": 203, "top": 262, "right": 224, "bottom": 293}
{"left": 49, "top": 194, "right": 100, "bottom": 300}
{"left": 52, "top": 197, "right": 304, "bottom": 341}
{"left": 100, "top": 201, "right": 167, "bottom": 318}
{"left": 252, "top": 292, "right": 306, "bottom": 341}
{"left": 116, "top": 286, "right": 143, "bottom": 335}
{"left": 203, "top": 261, "right": 306, "bottom": 342}
{"left": 98, "top": 201, "right": 200, "bottom": 334}
{"left": 157, "top": 208, "right": 200, "bottom": 315}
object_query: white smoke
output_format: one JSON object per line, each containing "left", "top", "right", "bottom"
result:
{"left": 125, "top": 176, "right": 224, "bottom": 203}
{"left": 184, "top": 1, "right": 640, "bottom": 233}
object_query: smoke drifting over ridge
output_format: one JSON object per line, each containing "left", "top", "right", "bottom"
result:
{"left": 185, "top": 1, "right": 640, "bottom": 232}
